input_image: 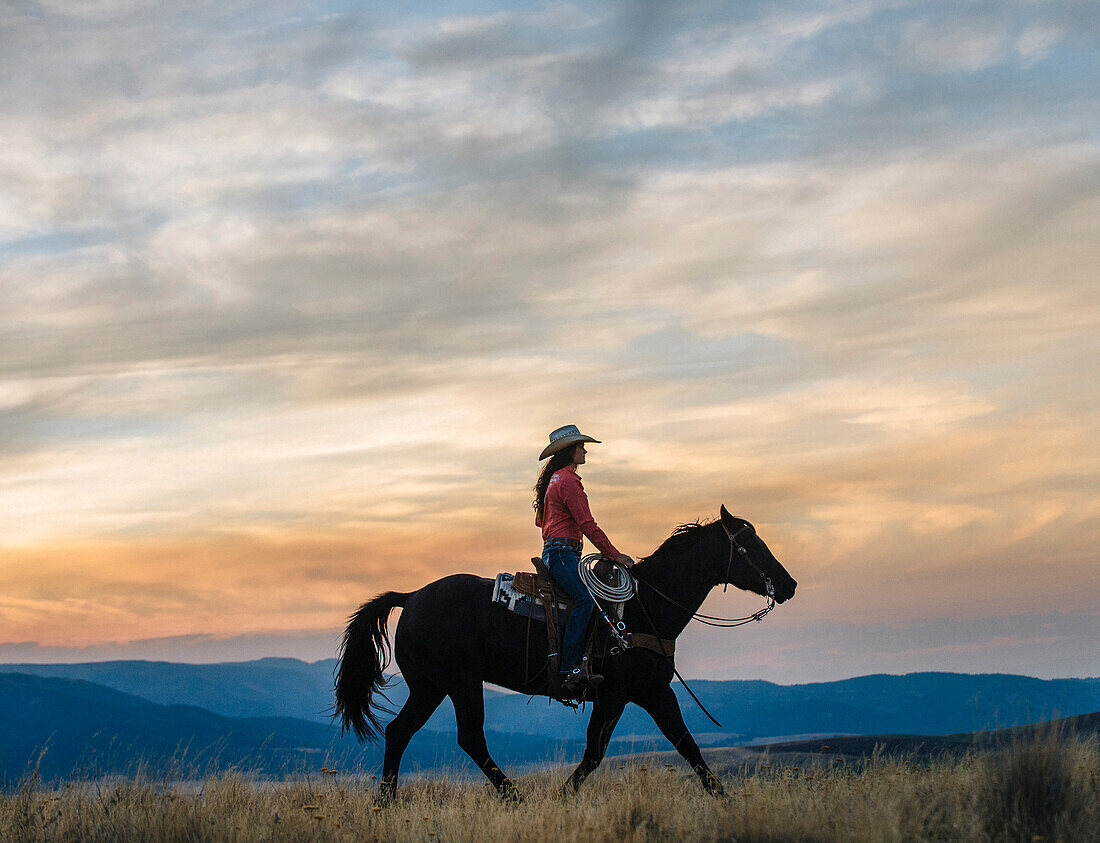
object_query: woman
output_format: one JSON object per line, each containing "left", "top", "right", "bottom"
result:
{"left": 534, "top": 425, "right": 634, "bottom": 695}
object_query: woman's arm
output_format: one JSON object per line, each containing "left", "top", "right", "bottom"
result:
{"left": 558, "top": 472, "right": 621, "bottom": 558}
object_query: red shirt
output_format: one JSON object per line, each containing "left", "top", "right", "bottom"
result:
{"left": 538, "top": 467, "right": 620, "bottom": 558}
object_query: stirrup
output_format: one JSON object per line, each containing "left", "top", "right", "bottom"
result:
{"left": 560, "top": 667, "right": 585, "bottom": 696}
{"left": 579, "top": 655, "right": 603, "bottom": 686}
{"left": 561, "top": 666, "right": 603, "bottom": 695}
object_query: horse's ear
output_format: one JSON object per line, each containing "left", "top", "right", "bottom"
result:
{"left": 719, "top": 505, "right": 733, "bottom": 526}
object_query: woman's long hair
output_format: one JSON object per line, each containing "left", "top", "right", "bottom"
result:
{"left": 533, "top": 446, "right": 578, "bottom": 521}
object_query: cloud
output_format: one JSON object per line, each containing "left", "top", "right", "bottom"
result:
{"left": 0, "top": 0, "right": 1096, "bottom": 674}
{"left": 898, "top": 10, "right": 1013, "bottom": 72}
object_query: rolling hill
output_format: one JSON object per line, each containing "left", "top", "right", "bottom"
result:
{"left": 3, "top": 659, "right": 1098, "bottom": 784}
{"left": 0, "top": 673, "right": 584, "bottom": 784}
{"left": 0, "top": 658, "right": 339, "bottom": 722}
{"left": 4, "top": 660, "right": 1097, "bottom": 744}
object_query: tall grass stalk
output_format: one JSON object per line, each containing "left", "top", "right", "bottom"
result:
{"left": 976, "top": 725, "right": 1098, "bottom": 842}
{"left": 1, "top": 735, "right": 1096, "bottom": 842}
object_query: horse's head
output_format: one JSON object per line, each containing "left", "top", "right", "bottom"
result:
{"left": 718, "top": 505, "right": 797, "bottom": 603}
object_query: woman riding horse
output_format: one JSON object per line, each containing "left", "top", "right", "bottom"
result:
{"left": 534, "top": 424, "right": 634, "bottom": 695}
{"left": 335, "top": 496, "right": 798, "bottom": 801}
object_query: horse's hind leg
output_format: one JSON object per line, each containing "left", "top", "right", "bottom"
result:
{"left": 380, "top": 681, "right": 445, "bottom": 802}
{"left": 450, "top": 682, "right": 517, "bottom": 800}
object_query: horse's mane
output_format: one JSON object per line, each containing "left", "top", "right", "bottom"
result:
{"left": 645, "top": 519, "right": 717, "bottom": 561}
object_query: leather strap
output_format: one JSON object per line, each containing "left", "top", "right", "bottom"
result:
{"left": 629, "top": 632, "right": 676, "bottom": 657}
{"left": 538, "top": 585, "right": 563, "bottom": 688}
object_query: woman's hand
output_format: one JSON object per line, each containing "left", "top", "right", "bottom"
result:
{"left": 615, "top": 553, "right": 635, "bottom": 568}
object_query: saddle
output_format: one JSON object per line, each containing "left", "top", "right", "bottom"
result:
{"left": 518, "top": 556, "right": 605, "bottom": 701}
{"left": 511, "top": 567, "right": 570, "bottom": 603}
{"left": 502, "top": 557, "right": 677, "bottom": 701}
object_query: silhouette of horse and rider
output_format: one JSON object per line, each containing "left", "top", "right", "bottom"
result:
{"left": 334, "top": 426, "right": 797, "bottom": 800}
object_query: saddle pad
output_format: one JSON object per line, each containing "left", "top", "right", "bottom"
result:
{"left": 492, "top": 573, "right": 568, "bottom": 622}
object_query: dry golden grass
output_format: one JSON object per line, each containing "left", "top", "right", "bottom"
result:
{"left": 2, "top": 734, "right": 1097, "bottom": 842}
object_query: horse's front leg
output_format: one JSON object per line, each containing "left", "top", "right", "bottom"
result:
{"left": 637, "top": 685, "right": 724, "bottom": 796}
{"left": 564, "top": 694, "right": 627, "bottom": 793}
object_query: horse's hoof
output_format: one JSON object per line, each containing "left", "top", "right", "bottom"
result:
{"left": 377, "top": 781, "right": 397, "bottom": 807}
{"left": 499, "top": 783, "right": 522, "bottom": 803}
{"left": 561, "top": 774, "right": 583, "bottom": 796}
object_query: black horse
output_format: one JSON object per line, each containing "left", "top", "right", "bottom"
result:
{"left": 334, "top": 506, "right": 797, "bottom": 799}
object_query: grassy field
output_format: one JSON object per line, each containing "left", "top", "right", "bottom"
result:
{"left": 2, "top": 730, "right": 1097, "bottom": 842}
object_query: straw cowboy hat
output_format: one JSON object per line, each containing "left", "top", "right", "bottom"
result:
{"left": 539, "top": 424, "right": 601, "bottom": 461}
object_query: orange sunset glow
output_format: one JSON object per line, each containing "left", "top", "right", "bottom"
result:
{"left": 1, "top": 1, "right": 1097, "bottom": 682}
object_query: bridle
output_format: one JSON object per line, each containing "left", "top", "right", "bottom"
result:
{"left": 634, "top": 520, "right": 776, "bottom": 628}
{"left": 721, "top": 521, "right": 775, "bottom": 598}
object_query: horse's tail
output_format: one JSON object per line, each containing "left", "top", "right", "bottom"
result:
{"left": 334, "top": 590, "right": 411, "bottom": 742}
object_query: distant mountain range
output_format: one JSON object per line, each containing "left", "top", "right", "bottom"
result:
{"left": 0, "top": 672, "right": 585, "bottom": 784}
{"left": 1, "top": 658, "right": 339, "bottom": 723}
{"left": 2, "top": 659, "right": 1097, "bottom": 783}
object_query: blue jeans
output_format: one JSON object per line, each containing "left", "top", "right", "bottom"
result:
{"left": 543, "top": 542, "right": 594, "bottom": 673}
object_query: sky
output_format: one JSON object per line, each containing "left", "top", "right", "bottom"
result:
{"left": 0, "top": 0, "right": 1097, "bottom": 683}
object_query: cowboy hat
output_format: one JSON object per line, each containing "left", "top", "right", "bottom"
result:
{"left": 539, "top": 425, "right": 601, "bottom": 460}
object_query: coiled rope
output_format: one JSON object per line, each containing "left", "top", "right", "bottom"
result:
{"left": 578, "top": 553, "right": 636, "bottom": 602}
{"left": 578, "top": 553, "right": 635, "bottom": 651}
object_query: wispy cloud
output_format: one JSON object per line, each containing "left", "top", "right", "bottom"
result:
{"left": 0, "top": 0, "right": 1096, "bottom": 676}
